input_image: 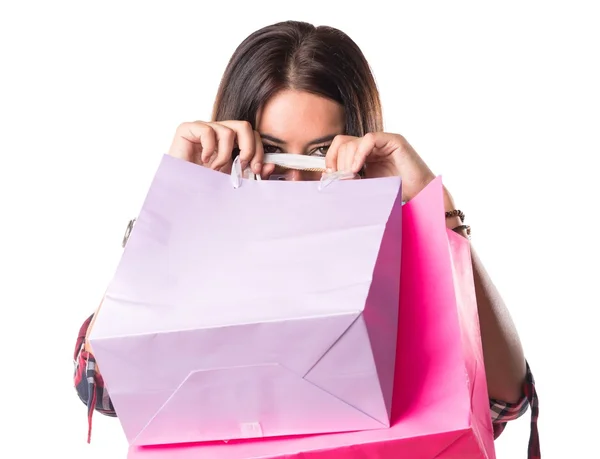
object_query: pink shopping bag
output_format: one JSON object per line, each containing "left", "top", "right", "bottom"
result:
{"left": 88, "top": 154, "right": 404, "bottom": 446}
{"left": 127, "top": 174, "right": 496, "bottom": 459}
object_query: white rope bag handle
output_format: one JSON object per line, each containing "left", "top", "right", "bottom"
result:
{"left": 230, "top": 153, "right": 356, "bottom": 190}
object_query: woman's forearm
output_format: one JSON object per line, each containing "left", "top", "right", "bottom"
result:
{"left": 443, "top": 188, "right": 526, "bottom": 403}
{"left": 471, "top": 248, "right": 526, "bottom": 403}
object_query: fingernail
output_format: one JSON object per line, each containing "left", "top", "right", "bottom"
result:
{"left": 254, "top": 163, "right": 262, "bottom": 173}
{"left": 240, "top": 160, "right": 248, "bottom": 170}
{"left": 326, "top": 168, "right": 333, "bottom": 174}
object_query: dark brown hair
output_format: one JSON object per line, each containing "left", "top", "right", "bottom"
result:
{"left": 211, "top": 21, "right": 383, "bottom": 136}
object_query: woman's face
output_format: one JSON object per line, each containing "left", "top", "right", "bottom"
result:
{"left": 256, "top": 89, "right": 345, "bottom": 180}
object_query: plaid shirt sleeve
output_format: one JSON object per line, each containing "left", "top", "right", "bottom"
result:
{"left": 73, "top": 314, "right": 116, "bottom": 443}
{"left": 490, "top": 361, "right": 540, "bottom": 458}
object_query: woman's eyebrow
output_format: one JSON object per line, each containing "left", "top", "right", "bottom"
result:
{"left": 259, "top": 133, "right": 338, "bottom": 145}
{"left": 307, "top": 134, "right": 337, "bottom": 145}
{"left": 260, "top": 134, "right": 285, "bottom": 144}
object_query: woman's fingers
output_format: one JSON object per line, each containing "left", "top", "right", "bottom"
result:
{"left": 260, "top": 163, "right": 276, "bottom": 179}
{"left": 215, "top": 120, "right": 255, "bottom": 170}
{"left": 338, "top": 142, "right": 358, "bottom": 172}
{"left": 208, "top": 123, "right": 237, "bottom": 170}
{"left": 325, "top": 135, "right": 354, "bottom": 172}
{"left": 326, "top": 135, "right": 368, "bottom": 173}
{"left": 168, "top": 121, "right": 216, "bottom": 164}
{"left": 352, "top": 133, "right": 377, "bottom": 173}
{"left": 168, "top": 120, "right": 264, "bottom": 173}
{"left": 251, "top": 130, "right": 264, "bottom": 174}
{"left": 170, "top": 121, "right": 381, "bottom": 179}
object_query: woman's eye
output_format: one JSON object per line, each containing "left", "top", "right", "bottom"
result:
{"left": 263, "top": 144, "right": 282, "bottom": 154}
{"left": 310, "top": 145, "right": 330, "bottom": 157}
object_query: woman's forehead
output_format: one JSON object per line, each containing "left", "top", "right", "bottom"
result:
{"left": 256, "top": 89, "right": 344, "bottom": 144}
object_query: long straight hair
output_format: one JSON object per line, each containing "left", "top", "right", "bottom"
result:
{"left": 211, "top": 21, "right": 383, "bottom": 136}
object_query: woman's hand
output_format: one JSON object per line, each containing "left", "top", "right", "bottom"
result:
{"left": 167, "top": 120, "right": 274, "bottom": 177}
{"left": 167, "top": 123, "right": 438, "bottom": 202}
{"left": 325, "top": 132, "right": 436, "bottom": 202}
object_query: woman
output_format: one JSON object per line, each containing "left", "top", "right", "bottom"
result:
{"left": 74, "top": 20, "right": 539, "bottom": 457}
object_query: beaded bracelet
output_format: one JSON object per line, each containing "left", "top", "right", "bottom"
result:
{"left": 445, "top": 209, "right": 465, "bottom": 223}
{"left": 446, "top": 209, "right": 470, "bottom": 238}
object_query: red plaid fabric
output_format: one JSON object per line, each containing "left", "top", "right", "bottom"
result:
{"left": 74, "top": 314, "right": 540, "bottom": 457}
{"left": 73, "top": 315, "right": 116, "bottom": 443}
{"left": 490, "top": 361, "right": 540, "bottom": 458}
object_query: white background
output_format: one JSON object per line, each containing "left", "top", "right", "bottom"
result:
{"left": 1, "top": 1, "right": 598, "bottom": 458}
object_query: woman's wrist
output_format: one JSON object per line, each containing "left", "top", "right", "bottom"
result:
{"left": 443, "top": 187, "right": 471, "bottom": 239}
{"left": 443, "top": 187, "right": 459, "bottom": 226}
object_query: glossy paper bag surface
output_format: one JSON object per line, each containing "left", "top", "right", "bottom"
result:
{"left": 89, "top": 154, "right": 403, "bottom": 446}
{"left": 127, "top": 175, "right": 496, "bottom": 458}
